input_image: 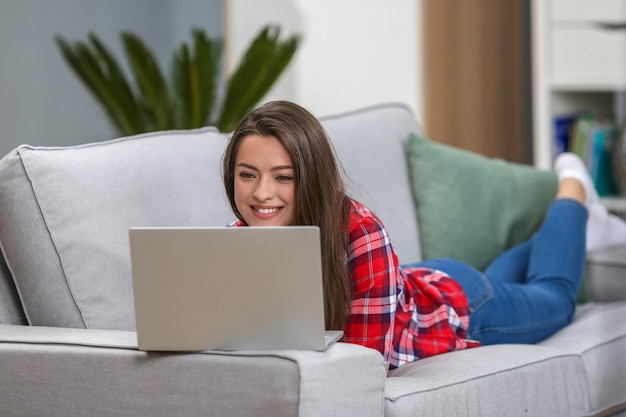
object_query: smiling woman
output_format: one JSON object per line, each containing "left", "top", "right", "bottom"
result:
{"left": 217, "top": 100, "right": 626, "bottom": 371}
{"left": 233, "top": 135, "right": 295, "bottom": 227}
{"left": 222, "top": 101, "right": 351, "bottom": 332}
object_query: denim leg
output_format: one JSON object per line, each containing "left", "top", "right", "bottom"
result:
{"left": 483, "top": 241, "right": 531, "bottom": 284}
{"left": 405, "top": 199, "right": 587, "bottom": 345}
{"left": 466, "top": 199, "right": 587, "bottom": 344}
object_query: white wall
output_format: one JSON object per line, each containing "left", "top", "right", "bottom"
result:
{"left": 224, "top": 0, "right": 423, "bottom": 122}
{"left": 0, "top": 0, "right": 221, "bottom": 157}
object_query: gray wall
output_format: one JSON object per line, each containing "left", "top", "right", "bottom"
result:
{"left": 0, "top": 0, "right": 221, "bottom": 157}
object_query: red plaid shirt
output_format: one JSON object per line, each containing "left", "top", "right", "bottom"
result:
{"left": 343, "top": 200, "right": 479, "bottom": 368}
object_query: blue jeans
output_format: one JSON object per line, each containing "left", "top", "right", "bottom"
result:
{"left": 406, "top": 199, "right": 587, "bottom": 345}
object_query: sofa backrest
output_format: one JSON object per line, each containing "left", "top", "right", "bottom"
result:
{"left": 321, "top": 103, "right": 422, "bottom": 265}
{"left": 0, "top": 254, "right": 26, "bottom": 325}
{"left": 0, "top": 103, "right": 423, "bottom": 330}
{"left": 0, "top": 128, "right": 233, "bottom": 329}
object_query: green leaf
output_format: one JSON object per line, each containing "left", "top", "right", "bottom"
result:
{"left": 171, "top": 43, "right": 193, "bottom": 129}
{"left": 217, "top": 25, "right": 300, "bottom": 132}
{"left": 121, "top": 31, "right": 174, "bottom": 131}
{"left": 87, "top": 33, "right": 144, "bottom": 134}
{"left": 191, "top": 28, "right": 222, "bottom": 127}
{"left": 56, "top": 35, "right": 139, "bottom": 135}
{"left": 171, "top": 30, "right": 222, "bottom": 129}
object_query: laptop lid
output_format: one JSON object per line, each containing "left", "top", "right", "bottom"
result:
{"left": 129, "top": 226, "right": 342, "bottom": 351}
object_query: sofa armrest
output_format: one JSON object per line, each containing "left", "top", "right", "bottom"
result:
{"left": 586, "top": 245, "right": 626, "bottom": 302}
{"left": 0, "top": 325, "right": 386, "bottom": 417}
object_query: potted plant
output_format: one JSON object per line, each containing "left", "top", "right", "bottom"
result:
{"left": 56, "top": 25, "right": 300, "bottom": 135}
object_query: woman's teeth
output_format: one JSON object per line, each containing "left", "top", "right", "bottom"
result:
{"left": 256, "top": 207, "right": 279, "bottom": 214}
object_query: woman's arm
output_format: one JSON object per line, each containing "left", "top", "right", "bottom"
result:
{"left": 342, "top": 211, "right": 401, "bottom": 363}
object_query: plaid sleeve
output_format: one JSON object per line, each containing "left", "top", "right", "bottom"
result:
{"left": 342, "top": 207, "right": 401, "bottom": 363}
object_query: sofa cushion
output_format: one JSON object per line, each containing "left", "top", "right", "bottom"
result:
{"left": 0, "top": 128, "right": 233, "bottom": 330}
{"left": 407, "top": 132, "right": 558, "bottom": 270}
{"left": 386, "top": 344, "right": 587, "bottom": 417}
{"left": 321, "top": 103, "right": 423, "bottom": 264}
{"left": 0, "top": 327, "right": 386, "bottom": 417}
{"left": 539, "top": 303, "right": 626, "bottom": 417}
{"left": 585, "top": 245, "right": 626, "bottom": 302}
{"left": 0, "top": 254, "right": 26, "bottom": 325}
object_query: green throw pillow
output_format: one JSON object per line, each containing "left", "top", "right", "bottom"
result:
{"left": 407, "top": 132, "right": 558, "bottom": 271}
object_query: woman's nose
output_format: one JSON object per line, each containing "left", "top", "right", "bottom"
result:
{"left": 253, "top": 176, "right": 275, "bottom": 201}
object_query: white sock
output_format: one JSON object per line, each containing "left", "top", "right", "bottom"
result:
{"left": 554, "top": 153, "right": 626, "bottom": 252}
{"left": 554, "top": 152, "right": 599, "bottom": 207}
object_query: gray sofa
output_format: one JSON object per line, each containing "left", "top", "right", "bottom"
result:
{"left": 0, "top": 102, "right": 625, "bottom": 417}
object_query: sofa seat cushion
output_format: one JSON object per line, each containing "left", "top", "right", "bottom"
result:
{"left": 539, "top": 302, "right": 626, "bottom": 417}
{"left": 0, "top": 326, "right": 386, "bottom": 417}
{"left": 0, "top": 128, "right": 233, "bottom": 330}
{"left": 385, "top": 344, "right": 587, "bottom": 417}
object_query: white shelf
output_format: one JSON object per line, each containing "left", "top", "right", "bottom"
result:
{"left": 550, "top": 80, "right": 626, "bottom": 91}
{"left": 531, "top": 0, "right": 626, "bottom": 170}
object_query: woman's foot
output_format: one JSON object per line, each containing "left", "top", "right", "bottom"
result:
{"left": 554, "top": 152, "right": 597, "bottom": 207}
{"left": 554, "top": 153, "right": 626, "bottom": 252}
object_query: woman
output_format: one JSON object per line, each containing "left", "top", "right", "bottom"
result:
{"left": 222, "top": 100, "right": 626, "bottom": 369}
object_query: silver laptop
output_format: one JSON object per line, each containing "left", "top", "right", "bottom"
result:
{"left": 129, "top": 226, "right": 343, "bottom": 351}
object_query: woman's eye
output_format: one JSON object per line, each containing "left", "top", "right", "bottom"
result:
{"left": 238, "top": 172, "right": 255, "bottom": 179}
{"left": 276, "top": 175, "right": 294, "bottom": 182}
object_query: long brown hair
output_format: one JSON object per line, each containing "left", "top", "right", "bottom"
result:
{"left": 222, "top": 101, "right": 351, "bottom": 330}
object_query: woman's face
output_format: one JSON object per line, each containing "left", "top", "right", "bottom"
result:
{"left": 233, "top": 134, "right": 295, "bottom": 226}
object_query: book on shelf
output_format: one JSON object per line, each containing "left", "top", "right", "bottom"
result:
{"left": 553, "top": 114, "right": 577, "bottom": 156}
{"left": 552, "top": 112, "right": 619, "bottom": 197}
{"left": 589, "top": 122, "right": 618, "bottom": 196}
